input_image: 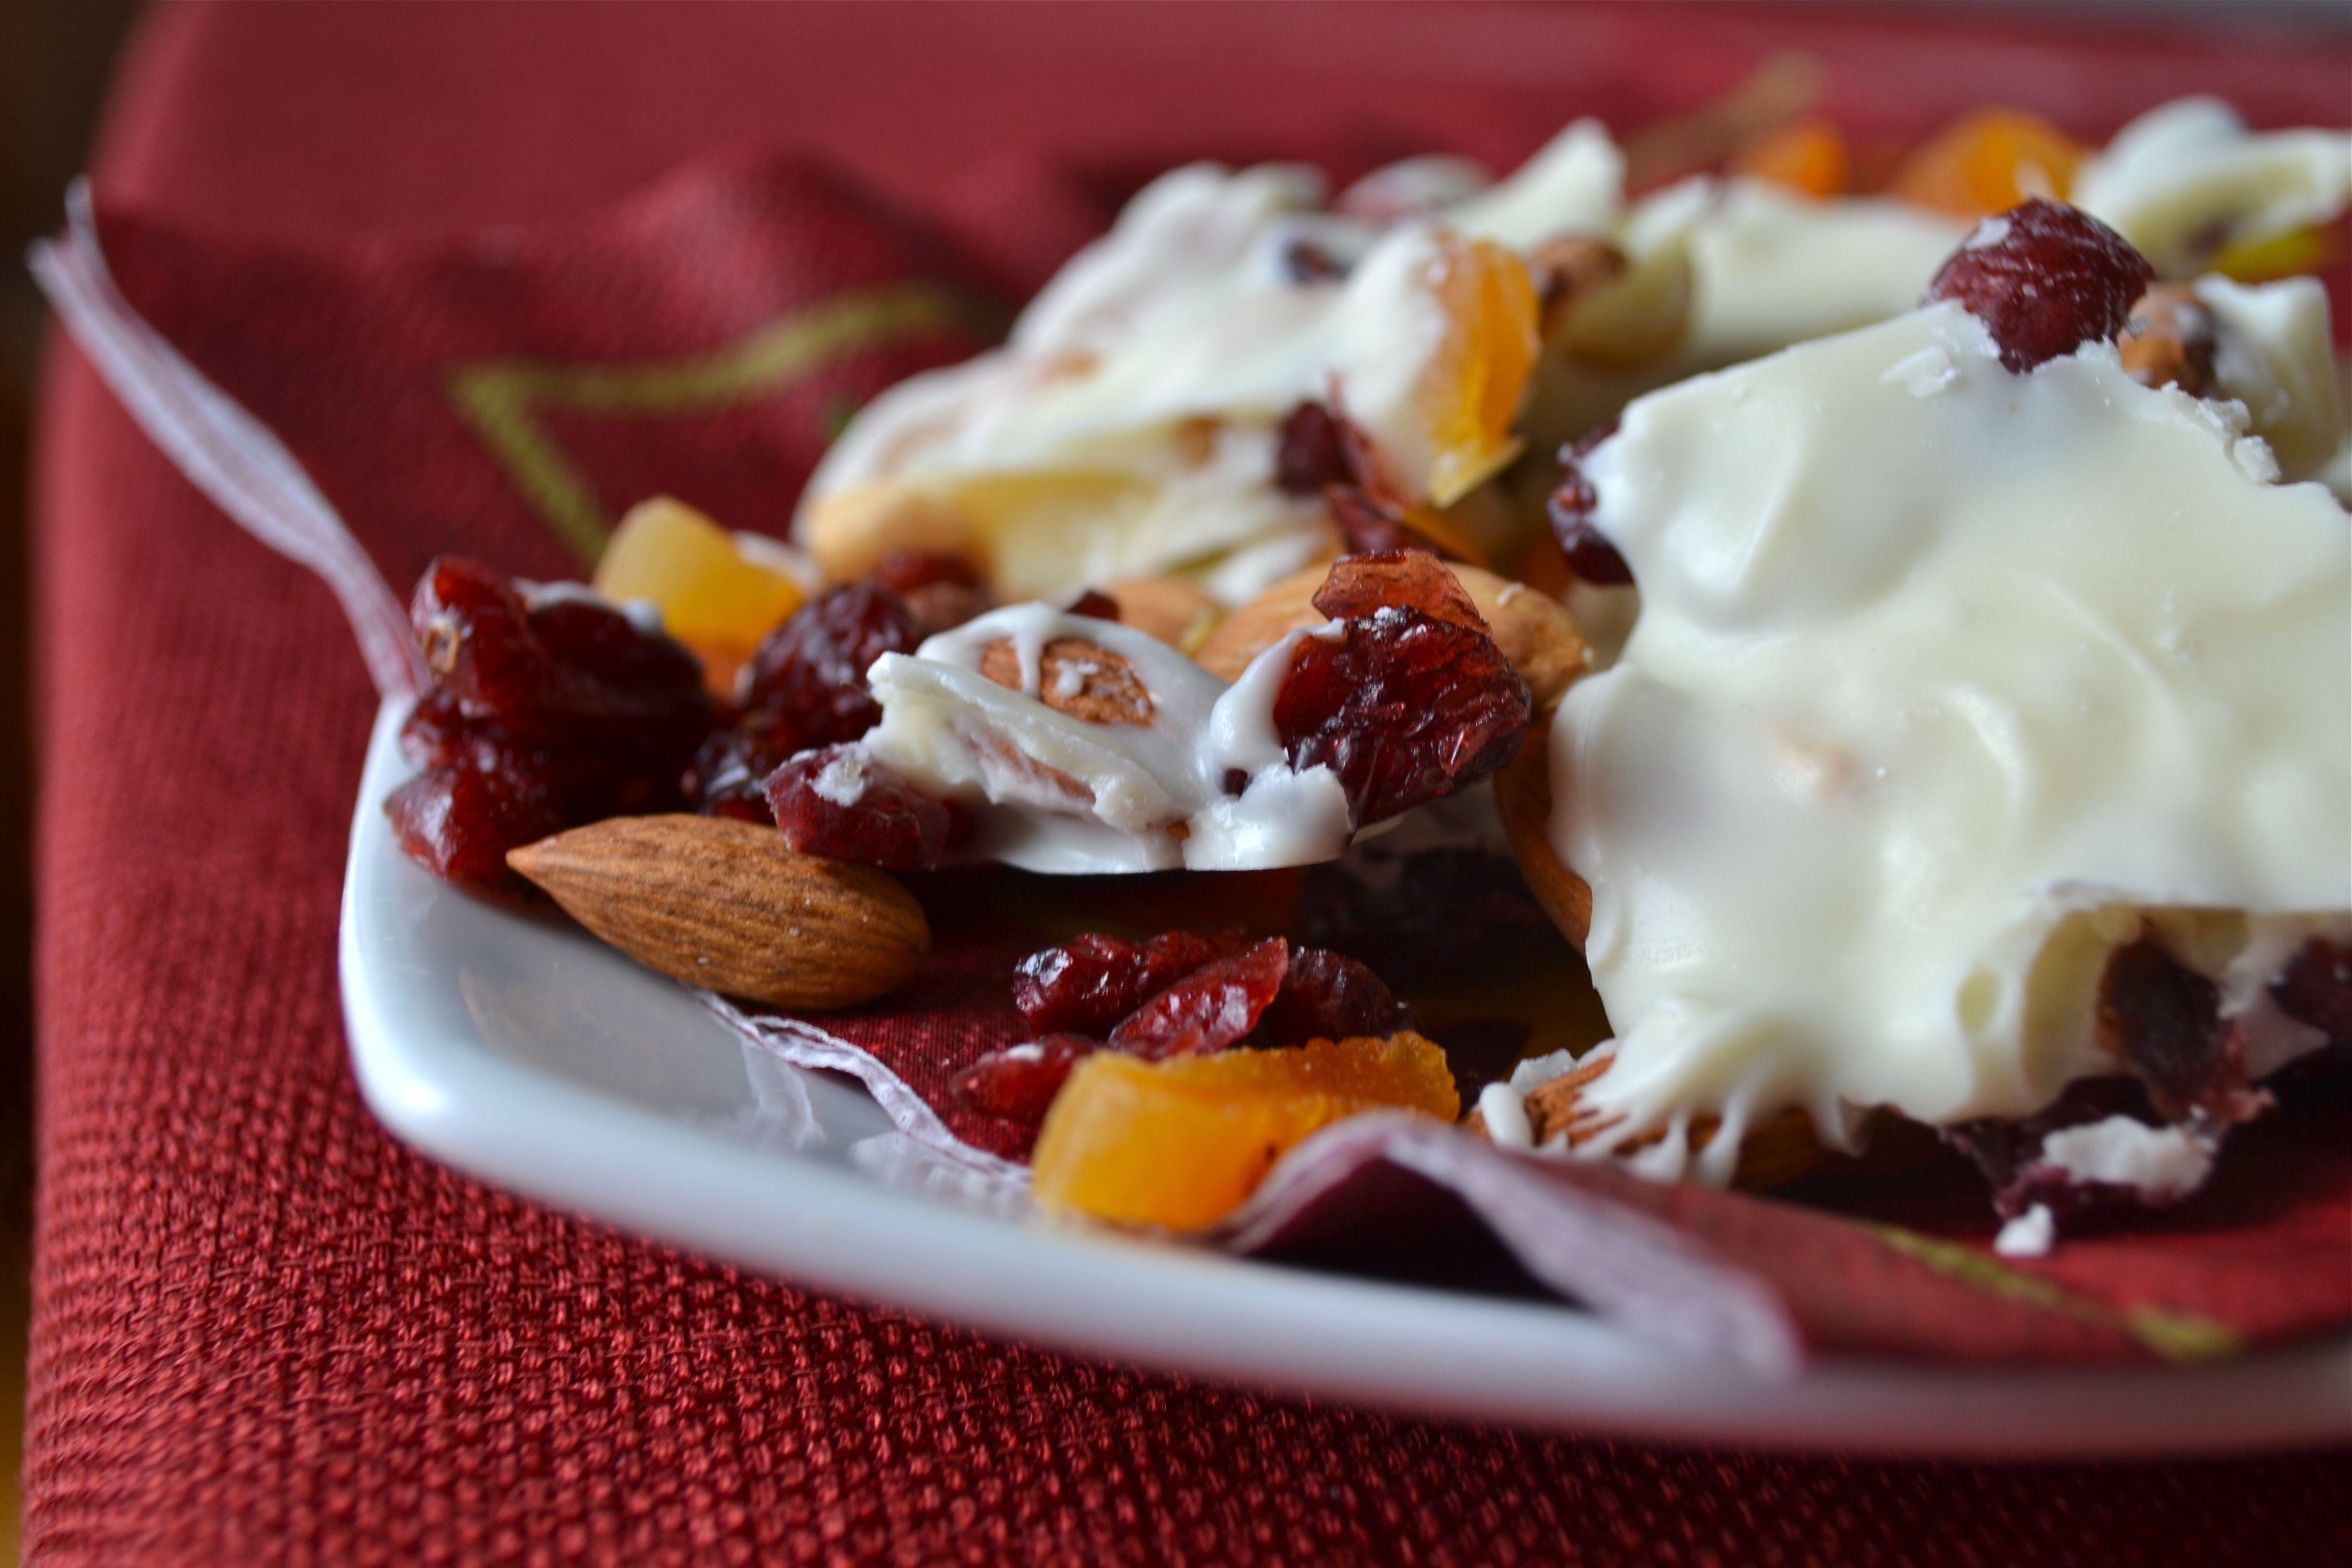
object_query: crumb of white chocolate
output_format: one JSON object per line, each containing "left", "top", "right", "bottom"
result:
{"left": 1994, "top": 1203, "right": 2055, "bottom": 1258}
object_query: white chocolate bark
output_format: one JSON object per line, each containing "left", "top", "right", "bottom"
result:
{"left": 1544, "top": 301, "right": 2351, "bottom": 1183}
{"left": 2074, "top": 97, "right": 2352, "bottom": 279}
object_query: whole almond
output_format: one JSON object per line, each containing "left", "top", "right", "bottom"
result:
{"left": 507, "top": 815, "right": 929, "bottom": 1009}
{"left": 1192, "top": 565, "right": 1329, "bottom": 682}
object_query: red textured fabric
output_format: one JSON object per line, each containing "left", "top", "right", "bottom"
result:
{"left": 28, "top": 5, "right": 2352, "bottom": 1564}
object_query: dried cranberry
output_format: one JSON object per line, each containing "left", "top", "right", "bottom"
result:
{"left": 691, "top": 727, "right": 797, "bottom": 823}
{"left": 763, "top": 744, "right": 961, "bottom": 870}
{"left": 737, "top": 582, "right": 923, "bottom": 748}
{"left": 1275, "top": 401, "right": 1357, "bottom": 497}
{"left": 1945, "top": 1076, "right": 2181, "bottom": 1226}
{"left": 392, "top": 557, "right": 716, "bottom": 889}
{"left": 1923, "top": 198, "right": 2154, "bottom": 374}
{"left": 1283, "top": 239, "right": 1349, "bottom": 285}
{"left": 872, "top": 550, "right": 985, "bottom": 595}
{"left": 2274, "top": 938, "right": 2352, "bottom": 1045}
{"left": 1547, "top": 423, "right": 1632, "bottom": 587}
{"left": 1109, "top": 937, "right": 1291, "bottom": 1060}
{"left": 1273, "top": 564, "right": 1531, "bottom": 828}
{"left": 398, "top": 688, "right": 469, "bottom": 771}
{"left": 1014, "top": 934, "right": 1152, "bottom": 1036}
{"left": 2097, "top": 937, "right": 2266, "bottom": 1126}
{"left": 1310, "top": 550, "right": 1484, "bottom": 631}
{"left": 951, "top": 1035, "right": 1098, "bottom": 1124}
{"left": 1011, "top": 929, "right": 1242, "bottom": 1037}
{"left": 1065, "top": 589, "right": 1122, "bottom": 622}
{"left": 385, "top": 765, "right": 564, "bottom": 890}
{"left": 1324, "top": 485, "right": 1437, "bottom": 558}
{"left": 872, "top": 550, "right": 993, "bottom": 635}
{"left": 412, "top": 557, "right": 711, "bottom": 742}
{"left": 1259, "top": 948, "right": 1416, "bottom": 1047}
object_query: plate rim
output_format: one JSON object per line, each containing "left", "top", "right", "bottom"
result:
{"left": 341, "top": 696, "right": 2352, "bottom": 1458}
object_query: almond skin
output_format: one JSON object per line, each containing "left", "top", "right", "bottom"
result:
{"left": 507, "top": 815, "right": 929, "bottom": 1009}
{"left": 1493, "top": 734, "right": 1592, "bottom": 948}
{"left": 977, "top": 635, "right": 1156, "bottom": 725}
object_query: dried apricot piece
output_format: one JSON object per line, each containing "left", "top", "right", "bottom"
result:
{"left": 1422, "top": 235, "right": 1540, "bottom": 507}
{"left": 1031, "top": 1033, "right": 1461, "bottom": 1229}
{"left": 592, "top": 498, "right": 805, "bottom": 689}
{"left": 1730, "top": 117, "right": 1850, "bottom": 199}
{"left": 1889, "top": 107, "right": 2087, "bottom": 219}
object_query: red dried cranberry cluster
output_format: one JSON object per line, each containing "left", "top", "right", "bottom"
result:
{"left": 1277, "top": 400, "right": 1458, "bottom": 559}
{"left": 693, "top": 552, "right": 998, "bottom": 826}
{"left": 690, "top": 581, "right": 925, "bottom": 821}
{"left": 953, "top": 932, "right": 1417, "bottom": 1126}
{"left": 1923, "top": 198, "right": 2155, "bottom": 374}
{"left": 386, "top": 556, "right": 716, "bottom": 889}
{"left": 1272, "top": 551, "right": 1531, "bottom": 828}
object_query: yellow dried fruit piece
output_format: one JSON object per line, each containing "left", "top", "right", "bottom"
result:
{"left": 1423, "top": 235, "right": 1541, "bottom": 508}
{"left": 1889, "top": 107, "right": 2087, "bottom": 219}
{"left": 593, "top": 498, "right": 805, "bottom": 680}
{"left": 1031, "top": 1033, "right": 1461, "bottom": 1231}
{"left": 2211, "top": 224, "right": 2336, "bottom": 284}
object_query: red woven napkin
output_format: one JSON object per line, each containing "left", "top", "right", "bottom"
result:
{"left": 28, "top": 6, "right": 2352, "bottom": 1565}
{"left": 50, "top": 87, "right": 2352, "bottom": 1371}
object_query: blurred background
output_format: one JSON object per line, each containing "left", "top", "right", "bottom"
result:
{"left": 1, "top": 3, "right": 143, "bottom": 1556}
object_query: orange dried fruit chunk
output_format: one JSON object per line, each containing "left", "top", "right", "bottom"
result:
{"left": 1423, "top": 235, "right": 1540, "bottom": 507}
{"left": 1030, "top": 1033, "right": 1461, "bottom": 1231}
{"left": 593, "top": 497, "right": 806, "bottom": 688}
{"left": 1889, "top": 108, "right": 2087, "bottom": 219}
{"left": 1730, "top": 117, "right": 1850, "bottom": 199}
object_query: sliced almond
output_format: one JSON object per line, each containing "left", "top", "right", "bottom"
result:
{"left": 1193, "top": 560, "right": 1589, "bottom": 709}
{"left": 1493, "top": 737, "right": 1592, "bottom": 947}
{"left": 1452, "top": 566, "right": 1590, "bottom": 710}
{"left": 2119, "top": 282, "right": 2217, "bottom": 397}
{"left": 1558, "top": 240, "right": 1694, "bottom": 372}
{"left": 1468, "top": 1054, "right": 1822, "bottom": 1189}
{"left": 1102, "top": 575, "right": 1223, "bottom": 653}
{"left": 802, "top": 479, "right": 981, "bottom": 586}
{"left": 507, "top": 815, "right": 929, "bottom": 1009}
{"left": 1530, "top": 235, "right": 1630, "bottom": 338}
{"left": 1191, "top": 565, "right": 1330, "bottom": 682}
{"left": 977, "top": 636, "right": 1156, "bottom": 726}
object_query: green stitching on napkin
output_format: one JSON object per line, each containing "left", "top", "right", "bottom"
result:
{"left": 1869, "top": 1223, "right": 2244, "bottom": 1364}
{"left": 448, "top": 284, "right": 983, "bottom": 565}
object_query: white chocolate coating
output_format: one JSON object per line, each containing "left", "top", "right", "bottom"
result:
{"left": 800, "top": 165, "right": 1458, "bottom": 605}
{"left": 2074, "top": 97, "right": 2352, "bottom": 279}
{"left": 1545, "top": 302, "right": 2352, "bottom": 1182}
{"left": 861, "top": 604, "right": 1355, "bottom": 873}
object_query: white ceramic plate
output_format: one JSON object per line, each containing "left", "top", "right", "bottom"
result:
{"left": 340, "top": 698, "right": 2352, "bottom": 1457}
